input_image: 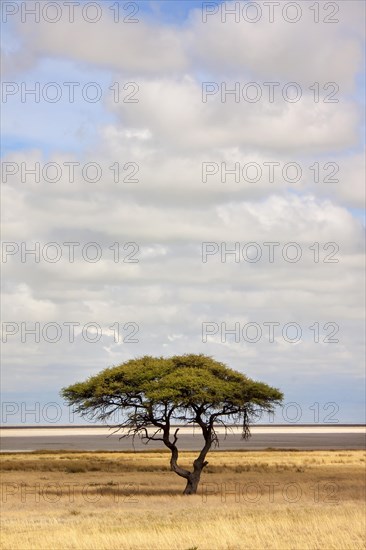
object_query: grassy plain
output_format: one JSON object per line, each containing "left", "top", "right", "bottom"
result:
{"left": 1, "top": 450, "right": 365, "bottom": 550}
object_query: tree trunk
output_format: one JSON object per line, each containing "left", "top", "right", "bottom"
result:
{"left": 164, "top": 426, "right": 210, "bottom": 495}
{"left": 183, "top": 472, "right": 201, "bottom": 495}
{"left": 183, "top": 458, "right": 208, "bottom": 495}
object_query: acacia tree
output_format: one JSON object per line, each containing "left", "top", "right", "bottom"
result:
{"left": 61, "top": 354, "right": 283, "bottom": 495}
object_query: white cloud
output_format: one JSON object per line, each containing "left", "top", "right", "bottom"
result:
{"left": 1, "top": 0, "right": 365, "bottom": 420}
{"left": 187, "top": 1, "right": 364, "bottom": 90}
{"left": 104, "top": 76, "right": 360, "bottom": 153}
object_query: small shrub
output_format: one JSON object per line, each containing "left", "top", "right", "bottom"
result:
{"left": 65, "top": 465, "right": 87, "bottom": 473}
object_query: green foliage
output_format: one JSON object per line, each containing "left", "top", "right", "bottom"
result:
{"left": 61, "top": 354, "right": 283, "bottom": 421}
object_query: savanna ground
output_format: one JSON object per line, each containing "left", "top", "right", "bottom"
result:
{"left": 0, "top": 450, "right": 365, "bottom": 550}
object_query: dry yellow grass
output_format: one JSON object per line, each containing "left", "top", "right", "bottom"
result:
{"left": 1, "top": 450, "right": 365, "bottom": 550}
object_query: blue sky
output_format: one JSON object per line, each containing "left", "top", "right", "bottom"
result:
{"left": 2, "top": 58, "right": 117, "bottom": 156}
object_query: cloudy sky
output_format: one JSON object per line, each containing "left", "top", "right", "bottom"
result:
{"left": 1, "top": 0, "right": 365, "bottom": 424}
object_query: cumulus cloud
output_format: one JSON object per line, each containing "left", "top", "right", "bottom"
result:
{"left": 105, "top": 76, "right": 360, "bottom": 153}
{"left": 5, "top": 1, "right": 365, "bottom": 89}
{"left": 1, "top": 0, "right": 365, "bottom": 420}
{"left": 187, "top": 1, "right": 364, "bottom": 90}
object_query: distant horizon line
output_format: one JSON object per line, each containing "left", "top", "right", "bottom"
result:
{"left": 2, "top": 423, "right": 365, "bottom": 429}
